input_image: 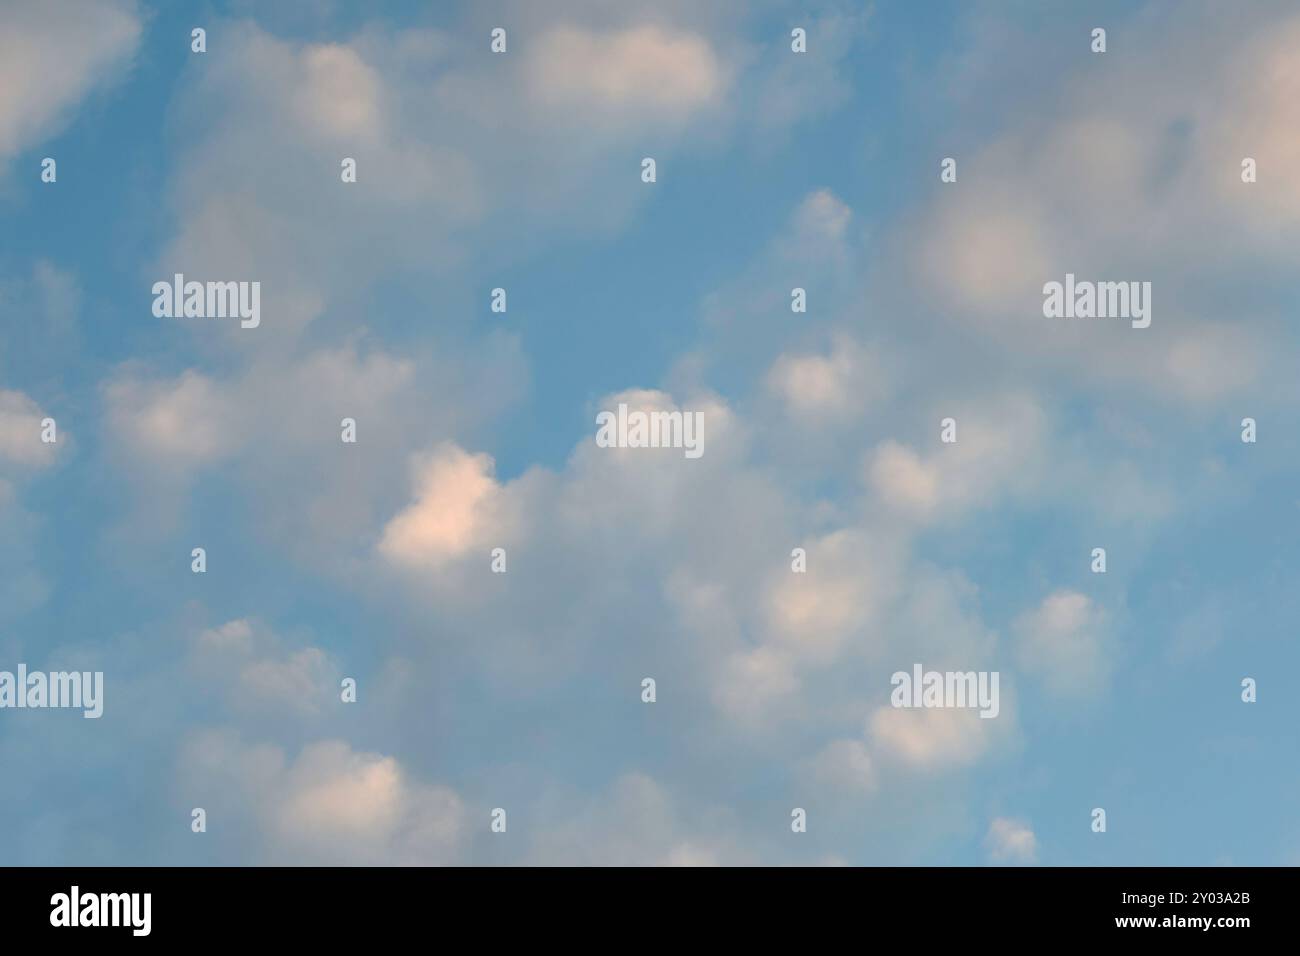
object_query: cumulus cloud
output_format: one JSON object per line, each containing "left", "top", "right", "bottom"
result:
{"left": 690, "top": 188, "right": 883, "bottom": 468}
{"left": 901, "top": 2, "right": 1297, "bottom": 405}
{"left": 762, "top": 529, "right": 894, "bottom": 661}
{"left": 781, "top": 188, "right": 854, "bottom": 264}
{"left": 985, "top": 816, "right": 1038, "bottom": 865}
{"left": 192, "top": 619, "right": 339, "bottom": 719}
{"left": 290, "top": 43, "right": 385, "bottom": 142}
{"left": 366, "top": 380, "right": 1023, "bottom": 783}
{"left": 371, "top": 387, "right": 762, "bottom": 654}
{"left": 104, "top": 370, "right": 236, "bottom": 471}
{"left": 805, "top": 738, "right": 877, "bottom": 794}
{"left": 526, "top": 24, "right": 727, "bottom": 120}
{"left": 766, "top": 335, "right": 886, "bottom": 421}
{"left": 0, "top": 389, "right": 59, "bottom": 468}
{"left": 866, "top": 392, "right": 1049, "bottom": 523}
{"left": 868, "top": 705, "right": 997, "bottom": 772}
{"left": 178, "top": 731, "right": 464, "bottom": 865}
{"left": 102, "top": 338, "right": 526, "bottom": 557}
{"left": 1192, "top": 12, "right": 1300, "bottom": 225}
{"left": 869, "top": 441, "right": 941, "bottom": 518}
{"left": 378, "top": 444, "right": 510, "bottom": 569}
{"left": 713, "top": 646, "right": 802, "bottom": 727}
{"left": 525, "top": 772, "right": 750, "bottom": 866}
{"left": 1013, "top": 590, "right": 1113, "bottom": 696}
{"left": 0, "top": 0, "right": 140, "bottom": 162}
{"left": 357, "top": 382, "right": 908, "bottom": 741}
{"left": 151, "top": 9, "right": 791, "bottom": 347}
{"left": 8, "top": 0, "right": 1295, "bottom": 870}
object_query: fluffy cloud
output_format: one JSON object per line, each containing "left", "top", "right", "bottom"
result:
{"left": 0, "top": 0, "right": 140, "bottom": 161}
{"left": 867, "top": 392, "right": 1048, "bottom": 523}
{"left": 192, "top": 619, "right": 339, "bottom": 719}
{"left": 104, "top": 370, "right": 236, "bottom": 471}
{"left": 712, "top": 646, "right": 802, "bottom": 727}
{"left": 0, "top": 389, "right": 59, "bottom": 468}
{"left": 378, "top": 444, "right": 510, "bottom": 570}
{"left": 367, "top": 381, "right": 1023, "bottom": 788}
{"left": 901, "top": 3, "right": 1298, "bottom": 405}
{"left": 868, "top": 706, "right": 996, "bottom": 772}
{"left": 178, "top": 731, "right": 465, "bottom": 865}
{"left": 805, "top": 738, "right": 877, "bottom": 794}
{"left": 524, "top": 772, "right": 751, "bottom": 866}
{"left": 290, "top": 44, "right": 384, "bottom": 142}
{"left": 985, "top": 817, "right": 1038, "bottom": 865}
{"left": 8, "top": 0, "right": 1296, "bottom": 870}
{"left": 526, "top": 25, "right": 727, "bottom": 120}
{"left": 766, "top": 335, "right": 885, "bottom": 421}
{"left": 762, "top": 529, "right": 894, "bottom": 660}
{"left": 152, "top": 9, "right": 799, "bottom": 347}
{"left": 1014, "top": 590, "right": 1113, "bottom": 696}
{"left": 781, "top": 188, "right": 854, "bottom": 265}
{"left": 868, "top": 441, "right": 941, "bottom": 518}
{"left": 102, "top": 338, "right": 525, "bottom": 558}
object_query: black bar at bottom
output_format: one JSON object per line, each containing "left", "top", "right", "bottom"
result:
{"left": 0, "top": 866, "right": 1276, "bottom": 942}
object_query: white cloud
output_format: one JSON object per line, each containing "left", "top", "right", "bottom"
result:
{"left": 0, "top": 389, "right": 59, "bottom": 468}
{"left": 102, "top": 339, "right": 525, "bottom": 560}
{"left": 277, "top": 743, "right": 405, "bottom": 844}
{"left": 887, "top": 564, "right": 999, "bottom": 667}
{"left": 195, "top": 618, "right": 255, "bottom": 655}
{"left": 868, "top": 441, "right": 941, "bottom": 519}
{"left": 191, "top": 619, "right": 339, "bottom": 719}
{"left": 713, "top": 646, "right": 802, "bottom": 727}
{"left": 378, "top": 444, "right": 509, "bottom": 569}
{"left": 806, "top": 738, "right": 877, "bottom": 793}
{"left": 783, "top": 188, "right": 853, "bottom": 261}
{"left": 1013, "top": 590, "right": 1112, "bottom": 696}
{"left": 866, "top": 392, "right": 1049, "bottom": 523}
{"left": 901, "top": 5, "right": 1300, "bottom": 405}
{"left": 0, "top": 0, "right": 140, "bottom": 161}
{"left": 290, "top": 43, "right": 384, "bottom": 142}
{"left": 1204, "top": 14, "right": 1300, "bottom": 223}
{"left": 525, "top": 772, "right": 750, "bottom": 866}
{"left": 766, "top": 335, "right": 885, "bottom": 421}
{"left": 868, "top": 705, "right": 995, "bottom": 772}
{"left": 985, "top": 816, "right": 1038, "bottom": 865}
{"left": 104, "top": 370, "right": 236, "bottom": 471}
{"left": 151, "top": 13, "right": 760, "bottom": 347}
{"left": 526, "top": 25, "right": 727, "bottom": 120}
{"left": 763, "top": 529, "right": 893, "bottom": 661}
{"left": 178, "top": 731, "right": 464, "bottom": 864}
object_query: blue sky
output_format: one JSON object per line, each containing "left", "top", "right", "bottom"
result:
{"left": 1, "top": 0, "right": 1299, "bottom": 865}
